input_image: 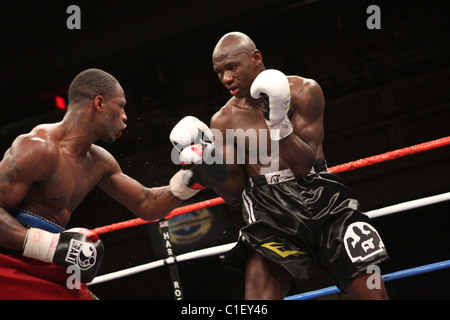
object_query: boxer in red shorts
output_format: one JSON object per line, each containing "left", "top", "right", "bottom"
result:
{"left": 0, "top": 68, "right": 227, "bottom": 299}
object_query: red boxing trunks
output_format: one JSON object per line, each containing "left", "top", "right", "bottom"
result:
{"left": 0, "top": 253, "right": 95, "bottom": 300}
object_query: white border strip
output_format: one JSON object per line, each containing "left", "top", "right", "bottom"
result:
{"left": 89, "top": 192, "right": 450, "bottom": 286}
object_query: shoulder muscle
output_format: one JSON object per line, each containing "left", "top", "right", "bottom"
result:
{"left": 289, "top": 76, "right": 324, "bottom": 121}
{"left": 90, "top": 144, "right": 122, "bottom": 180}
{"left": 210, "top": 105, "right": 233, "bottom": 131}
{"left": 3, "top": 132, "right": 57, "bottom": 181}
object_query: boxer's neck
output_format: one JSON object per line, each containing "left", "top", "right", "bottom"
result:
{"left": 59, "top": 109, "right": 97, "bottom": 158}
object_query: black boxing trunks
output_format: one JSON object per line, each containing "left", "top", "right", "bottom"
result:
{"left": 0, "top": 208, "right": 97, "bottom": 300}
{"left": 223, "top": 161, "right": 389, "bottom": 291}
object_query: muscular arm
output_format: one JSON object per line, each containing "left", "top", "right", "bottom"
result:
{"left": 0, "top": 134, "right": 55, "bottom": 251}
{"left": 210, "top": 111, "right": 246, "bottom": 207}
{"left": 279, "top": 78, "right": 325, "bottom": 177}
{"left": 0, "top": 208, "right": 27, "bottom": 251}
{"left": 98, "top": 153, "right": 182, "bottom": 221}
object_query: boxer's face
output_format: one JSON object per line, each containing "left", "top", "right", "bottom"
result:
{"left": 213, "top": 50, "right": 259, "bottom": 99}
{"left": 99, "top": 84, "right": 127, "bottom": 143}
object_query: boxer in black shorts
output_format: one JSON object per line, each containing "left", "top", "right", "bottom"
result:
{"left": 209, "top": 32, "right": 389, "bottom": 299}
{"left": 237, "top": 163, "right": 388, "bottom": 293}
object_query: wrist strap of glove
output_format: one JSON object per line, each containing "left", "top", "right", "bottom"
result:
{"left": 23, "top": 228, "right": 59, "bottom": 263}
{"left": 267, "top": 116, "right": 293, "bottom": 141}
{"left": 169, "top": 170, "right": 201, "bottom": 200}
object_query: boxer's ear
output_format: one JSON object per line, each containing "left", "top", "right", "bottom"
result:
{"left": 94, "top": 95, "right": 104, "bottom": 112}
{"left": 251, "top": 50, "right": 263, "bottom": 67}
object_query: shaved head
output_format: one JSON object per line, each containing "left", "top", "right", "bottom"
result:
{"left": 212, "top": 32, "right": 257, "bottom": 63}
{"left": 212, "top": 32, "right": 265, "bottom": 98}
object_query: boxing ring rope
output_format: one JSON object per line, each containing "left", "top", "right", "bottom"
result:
{"left": 92, "top": 136, "right": 450, "bottom": 236}
{"left": 87, "top": 136, "right": 450, "bottom": 296}
{"left": 88, "top": 191, "right": 450, "bottom": 286}
{"left": 285, "top": 259, "right": 450, "bottom": 300}
{"left": 92, "top": 197, "right": 226, "bottom": 235}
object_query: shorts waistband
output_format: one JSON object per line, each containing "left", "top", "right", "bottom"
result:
{"left": 249, "top": 169, "right": 296, "bottom": 187}
{"left": 249, "top": 160, "right": 328, "bottom": 187}
{"left": 11, "top": 208, "right": 65, "bottom": 233}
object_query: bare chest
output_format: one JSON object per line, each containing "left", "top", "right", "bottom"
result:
{"left": 225, "top": 108, "right": 284, "bottom": 174}
{"left": 36, "top": 153, "right": 105, "bottom": 212}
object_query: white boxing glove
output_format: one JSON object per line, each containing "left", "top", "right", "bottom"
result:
{"left": 250, "top": 69, "right": 293, "bottom": 140}
{"left": 170, "top": 116, "right": 213, "bottom": 151}
{"left": 169, "top": 116, "right": 228, "bottom": 200}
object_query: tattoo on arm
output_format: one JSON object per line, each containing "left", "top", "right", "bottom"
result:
{"left": 0, "top": 160, "right": 24, "bottom": 194}
{"left": 0, "top": 208, "right": 25, "bottom": 251}
{"left": 305, "top": 83, "right": 324, "bottom": 120}
{"left": 146, "top": 187, "right": 172, "bottom": 201}
{"left": 139, "top": 187, "right": 170, "bottom": 203}
{"left": 136, "top": 186, "right": 179, "bottom": 220}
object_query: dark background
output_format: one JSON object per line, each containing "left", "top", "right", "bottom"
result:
{"left": 1, "top": 0, "right": 449, "bottom": 300}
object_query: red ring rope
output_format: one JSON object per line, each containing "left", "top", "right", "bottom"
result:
{"left": 92, "top": 136, "right": 450, "bottom": 235}
{"left": 329, "top": 136, "right": 450, "bottom": 173}
{"left": 92, "top": 197, "right": 225, "bottom": 235}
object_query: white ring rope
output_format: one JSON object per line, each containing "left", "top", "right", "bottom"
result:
{"left": 88, "top": 191, "right": 450, "bottom": 286}
{"left": 89, "top": 243, "right": 235, "bottom": 285}
{"left": 365, "top": 191, "right": 450, "bottom": 219}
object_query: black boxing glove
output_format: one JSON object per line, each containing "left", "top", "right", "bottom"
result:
{"left": 23, "top": 227, "right": 104, "bottom": 283}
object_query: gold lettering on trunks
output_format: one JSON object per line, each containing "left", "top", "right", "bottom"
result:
{"left": 261, "top": 242, "right": 304, "bottom": 258}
